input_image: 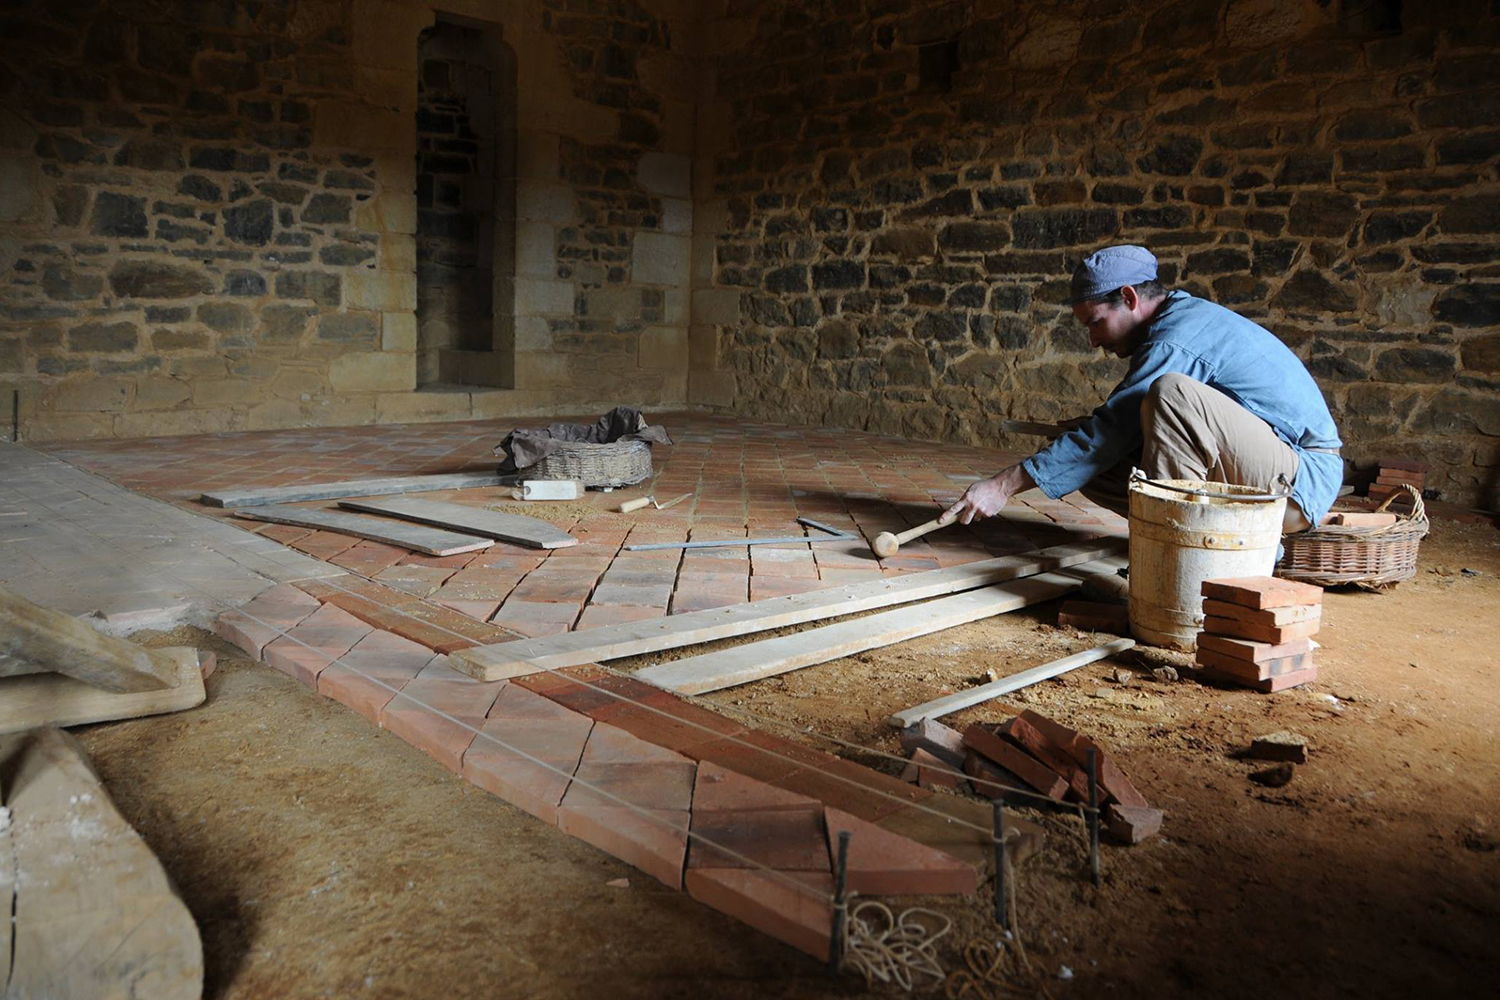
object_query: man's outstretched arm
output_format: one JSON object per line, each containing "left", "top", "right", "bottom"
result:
{"left": 943, "top": 463, "right": 1037, "bottom": 525}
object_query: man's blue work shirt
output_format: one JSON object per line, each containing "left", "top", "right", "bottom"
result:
{"left": 1022, "top": 291, "right": 1344, "bottom": 526}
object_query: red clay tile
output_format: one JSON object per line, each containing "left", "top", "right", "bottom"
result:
{"left": 1201, "top": 616, "right": 1320, "bottom": 644}
{"left": 1200, "top": 576, "right": 1323, "bottom": 610}
{"left": 214, "top": 583, "right": 323, "bottom": 658}
{"left": 1199, "top": 663, "right": 1318, "bottom": 692}
{"left": 463, "top": 709, "right": 594, "bottom": 824}
{"left": 491, "top": 600, "right": 580, "bottom": 637}
{"left": 1195, "top": 648, "right": 1312, "bottom": 681}
{"left": 262, "top": 603, "right": 373, "bottom": 687}
{"left": 961, "top": 724, "right": 1069, "bottom": 800}
{"left": 434, "top": 598, "right": 503, "bottom": 621}
{"left": 576, "top": 604, "right": 665, "bottom": 629}
{"left": 1200, "top": 598, "right": 1320, "bottom": 627}
{"left": 379, "top": 659, "right": 507, "bottom": 771}
{"left": 1197, "top": 633, "right": 1314, "bottom": 664}
{"left": 576, "top": 721, "right": 696, "bottom": 767}
{"left": 824, "top": 805, "right": 977, "bottom": 896}
{"left": 691, "top": 760, "right": 820, "bottom": 813}
{"left": 556, "top": 805, "right": 691, "bottom": 888}
{"left": 684, "top": 869, "right": 832, "bottom": 959}
{"left": 689, "top": 807, "right": 830, "bottom": 871}
{"left": 317, "top": 630, "right": 437, "bottom": 723}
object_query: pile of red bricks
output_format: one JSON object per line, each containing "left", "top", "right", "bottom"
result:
{"left": 1195, "top": 577, "right": 1324, "bottom": 692}
{"left": 901, "top": 712, "right": 1162, "bottom": 844}
{"left": 1368, "top": 458, "right": 1426, "bottom": 513}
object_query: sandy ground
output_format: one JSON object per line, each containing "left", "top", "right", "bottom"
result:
{"left": 73, "top": 517, "right": 1500, "bottom": 999}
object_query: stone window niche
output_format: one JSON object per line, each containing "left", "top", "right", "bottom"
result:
{"left": 415, "top": 18, "right": 517, "bottom": 388}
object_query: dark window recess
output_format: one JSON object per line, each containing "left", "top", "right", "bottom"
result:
{"left": 1340, "top": 0, "right": 1401, "bottom": 35}
{"left": 919, "top": 40, "right": 959, "bottom": 92}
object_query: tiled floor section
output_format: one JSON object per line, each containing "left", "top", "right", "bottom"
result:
{"left": 0, "top": 444, "right": 341, "bottom": 623}
{"left": 217, "top": 609, "right": 1038, "bottom": 958}
{"left": 43, "top": 412, "right": 1128, "bottom": 640}
{"left": 39, "top": 412, "right": 1092, "bottom": 960}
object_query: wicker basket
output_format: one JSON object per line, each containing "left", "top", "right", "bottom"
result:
{"left": 1277, "top": 485, "right": 1428, "bottom": 589}
{"left": 530, "top": 439, "right": 653, "bottom": 488}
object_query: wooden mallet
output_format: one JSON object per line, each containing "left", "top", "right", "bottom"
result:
{"left": 871, "top": 513, "right": 956, "bottom": 558}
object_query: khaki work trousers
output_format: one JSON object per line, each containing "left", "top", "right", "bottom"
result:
{"left": 1079, "top": 373, "right": 1314, "bottom": 533}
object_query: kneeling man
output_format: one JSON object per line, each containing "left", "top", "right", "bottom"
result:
{"left": 946, "top": 245, "right": 1342, "bottom": 533}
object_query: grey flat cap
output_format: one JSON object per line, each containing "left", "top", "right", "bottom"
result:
{"left": 1069, "top": 245, "right": 1158, "bottom": 303}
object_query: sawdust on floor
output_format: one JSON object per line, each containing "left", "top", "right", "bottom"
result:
{"left": 71, "top": 517, "right": 1500, "bottom": 998}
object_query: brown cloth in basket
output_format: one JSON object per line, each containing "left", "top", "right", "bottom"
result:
{"left": 494, "top": 406, "right": 673, "bottom": 472}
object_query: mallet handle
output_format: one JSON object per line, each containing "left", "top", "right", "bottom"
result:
{"left": 893, "top": 517, "right": 950, "bottom": 546}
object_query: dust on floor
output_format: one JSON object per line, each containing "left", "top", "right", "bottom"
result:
{"left": 77, "top": 517, "right": 1500, "bottom": 999}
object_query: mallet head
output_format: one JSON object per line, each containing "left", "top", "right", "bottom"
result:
{"left": 872, "top": 531, "right": 900, "bottom": 558}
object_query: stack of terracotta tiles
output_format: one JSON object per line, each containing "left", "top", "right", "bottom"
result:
{"left": 904, "top": 711, "right": 1163, "bottom": 844}
{"left": 1195, "top": 576, "right": 1324, "bottom": 692}
{"left": 1368, "top": 458, "right": 1426, "bottom": 514}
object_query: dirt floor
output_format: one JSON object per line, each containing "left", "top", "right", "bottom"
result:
{"left": 80, "top": 516, "right": 1500, "bottom": 999}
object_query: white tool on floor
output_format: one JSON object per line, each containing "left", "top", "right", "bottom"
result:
{"left": 617, "top": 492, "right": 692, "bottom": 514}
{"left": 511, "top": 479, "right": 585, "bottom": 501}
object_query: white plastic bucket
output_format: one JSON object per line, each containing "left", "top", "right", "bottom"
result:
{"left": 1127, "top": 477, "right": 1288, "bottom": 650}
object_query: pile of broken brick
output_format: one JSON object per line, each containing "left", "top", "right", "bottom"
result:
{"left": 1195, "top": 576, "right": 1323, "bottom": 692}
{"left": 899, "top": 711, "right": 1162, "bottom": 845}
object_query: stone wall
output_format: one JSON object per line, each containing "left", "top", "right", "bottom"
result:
{"left": 0, "top": 0, "right": 700, "bottom": 440}
{"left": 691, "top": 0, "right": 1500, "bottom": 507}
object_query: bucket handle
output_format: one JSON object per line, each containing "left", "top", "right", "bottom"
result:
{"left": 1129, "top": 469, "right": 1292, "bottom": 503}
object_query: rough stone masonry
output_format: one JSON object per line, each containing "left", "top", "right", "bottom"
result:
{"left": 690, "top": 0, "right": 1500, "bottom": 507}
{"left": 0, "top": 0, "right": 1497, "bottom": 509}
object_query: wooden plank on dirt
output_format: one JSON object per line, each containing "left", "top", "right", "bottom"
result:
{"left": 200, "top": 471, "right": 505, "bottom": 508}
{"left": 636, "top": 555, "right": 1128, "bottom": 695}
{"left": 337, "top": 497, "right": 578, "bottom": 549}
{"left": 231, "top": 504, "right": 493, "bottom": 556}
{"left": 1, "top": 727, "right": 202, "bottom": 999}
{"left": 888, "top": 637, "right": 1138, "bottom": 728}
{"left": 448, "top": 536, "right": 1126, "bottom": 680}
{"left": 0, "top": 586, "right": 180, "bottom": 692}
{"left": 0, "top": 646, "right": 205, "bottom": 735}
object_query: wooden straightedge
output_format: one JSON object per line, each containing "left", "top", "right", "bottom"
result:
{"left": 448, "top": 536, "right": 1126, "bottom": 680}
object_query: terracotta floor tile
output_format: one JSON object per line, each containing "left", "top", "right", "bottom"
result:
{"left": 373, "top": 564, "right": 455, "bottom": 597}
{"left": 463, "top": 710, "right": 594, "bottom": 825}
{"left": 691, "top": 760, "right": 821, "bottom": 812}
{"left": 508, "top": 570, "right": 599, "bottom": 604}
{"left": 575, "top": 604, "right": 664, "bottom": 630}
{"left": 823, "top": 806, "right": 977, "bottom": 896}
{"left": 749, "top": 576, "right": 829, "bottom": 601}
{"left": 433, "top": 598, "right": 502, "bottom": 621}
{"left": 684, "top": 869, "right": 832, "bottom": 960}
{"left": 262, "top": 603, "right": 373, "bottom": 687}
{"left": 328, "top": 539, "right": 410, "bottom": 574}
{"left": 317, "top": 634, "right": 437, "bottom": 723}
{"left": 689, "top": 806, "right": 830, "bottom": 871}
{"left": 490, "top": 599, "right": 580, "bottom": 637}
{"left": 555, "top": 805, "right": 691, "bottom": 889}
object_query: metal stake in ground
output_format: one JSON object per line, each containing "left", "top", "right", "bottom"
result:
{"left": 1087, "top": 748, "right": 1101, "bottom": 888}
{"left": 992, "top": 801, "right": 1008, "bottom": 930}
{"left": 828, "top": 830, "right": 851, "bottom": 976}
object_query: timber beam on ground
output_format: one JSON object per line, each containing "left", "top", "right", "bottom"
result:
{"left": 447, "top": 536, "right": 1126, "bottom": 681}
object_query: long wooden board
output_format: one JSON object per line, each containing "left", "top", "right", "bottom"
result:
{"left": 200, "top": 471, "right": 505, "bottom": 508}
{"left": 1, "top": 585, "right": 179, "bottom": 692}
{"left": 888, "top": 637, "right": 1137, "bottom": 728}
{"left": 0, "top": 647, "right": 206, "bottom": 735}
{"left": 636, "top": 555, "right": 1128, "bottom": 695}
{"left": 2, "top": 727, "right": 203, "bottom": 999}
{"left": 232, "top": 504, "right": 493, "bottom": 556}
{"left": 338, "top": 497, "right": 578, "bottom": 549}
{"left": 447, "top": 537, "right": 1126, "bottom": 680}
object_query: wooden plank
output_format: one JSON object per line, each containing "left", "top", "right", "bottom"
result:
{"left": 637, "top": 555, "right": 1128, "bottom": 695}
{"left": 337, "top": 497, "right": 578, "bottom": 549}
{"left": 1, "top": 653, "right": 47, "bottom": 678}
{"left": 448, "top": 536, "right": 1126, "bottom": 680}
{"left": 200, "top": 471, "right": 505, "bottom": 508}
{"left": 2, "top": 727, "right": 202, "bottom": 999}
{"left": 888, "top": 638, "right": 1137, "bottom": 728}
{"left": 231, "top": 505, "right": 493, "bottom": 556}
{"left": 0, "top": 646, "right": 205, "bottom": 735}
{"left": 0, "top": 585, "right": 179, "bottom": 692}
